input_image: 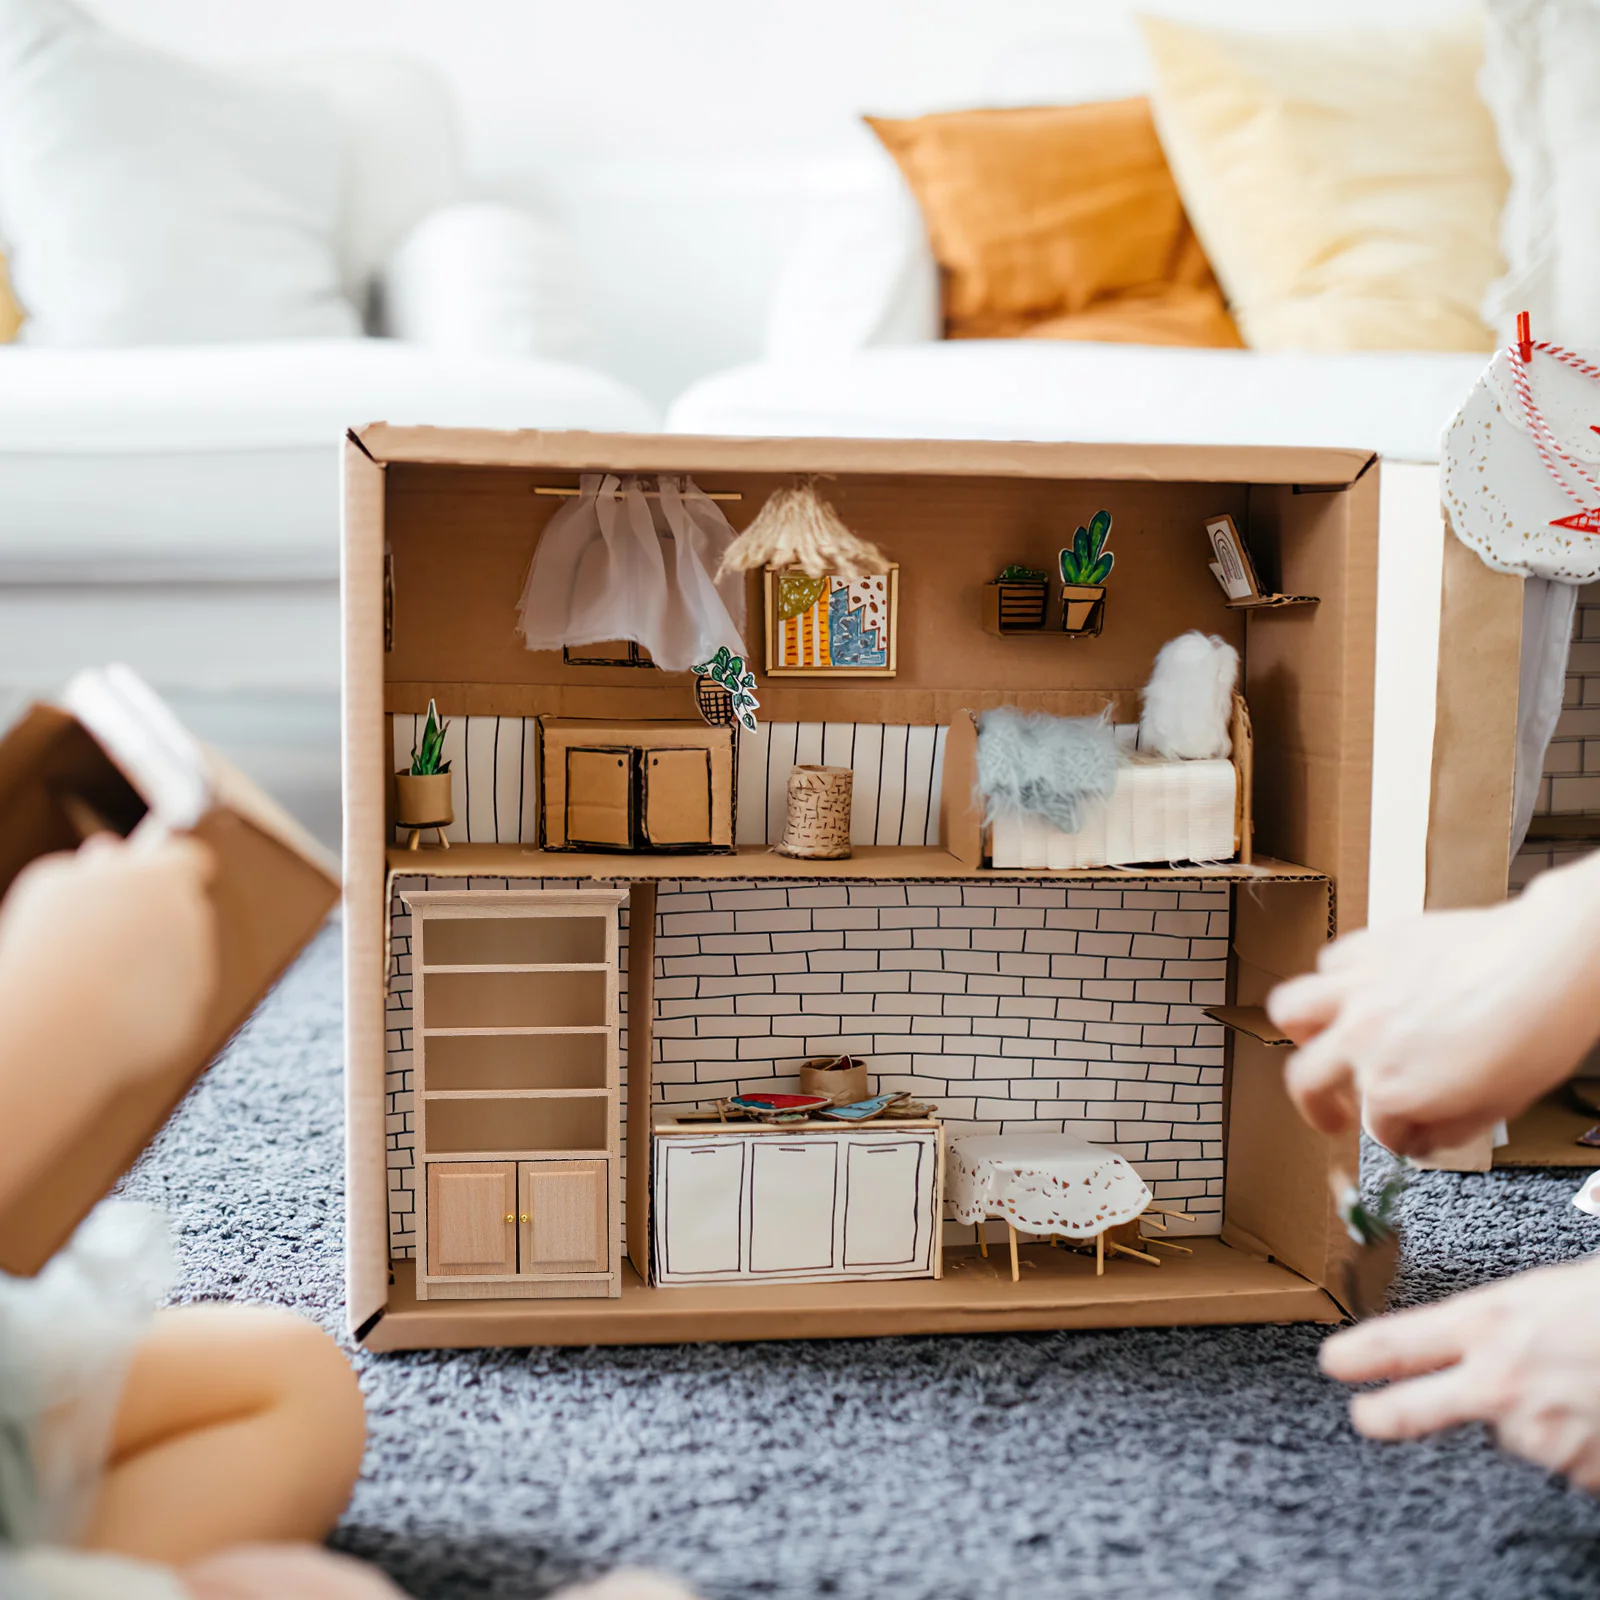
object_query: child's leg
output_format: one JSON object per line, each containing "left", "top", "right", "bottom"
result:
{"left": 81, "top": 1304, "right": 366, "bottom": 1565}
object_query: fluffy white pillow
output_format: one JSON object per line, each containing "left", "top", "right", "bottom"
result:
{"left": 1480, "top": 0, "right": 1600, "bottom": 346}
{"left": 383, "top": 202, "right": 589, "bottom": 361}
{"left": 0, "top": 0, "right": 358, "bottom": 345}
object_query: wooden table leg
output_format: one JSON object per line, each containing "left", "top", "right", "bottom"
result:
{"left": 407, "top": 829, "right": 420, "bottom": 851}
{"left": 1096, "top": 1230, "right": 1105, "bottom": 1276}
{"left": 1007, "top": 1221, "right": 1020, "bottom": 1283}
{"left": 975, "top": 1222, "right": 987, "bottom": 1259}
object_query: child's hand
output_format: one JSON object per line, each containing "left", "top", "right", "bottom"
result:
{"left": 1321, "top": 1254, "right": 1600, "bottom": 1489}
{"left": 1266, "top": 854, "right": 1600, "bottom": 1155}
{"left": 184, "top": 1545, "right": 408, "bottom": 1599}
{"left": 0, "top": 834, "right": 217, "bottom": 1087}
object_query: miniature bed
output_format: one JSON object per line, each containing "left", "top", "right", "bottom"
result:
{"left": 341, "top": 427, "right": 1521, "bottom": 1351}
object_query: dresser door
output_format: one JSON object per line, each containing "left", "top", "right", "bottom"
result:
{"left": 427, "top": 1162, "right": 516, "bottom": 1278}
{"left": 842, "top": 1138, "right": 928, "bottom": 1270}
{"left": 748, "top": 1139, "right": 838, "bottom": 1273}
{"left": 659, "top": 1140, "right": 745, "bottom": 1277}
{"left": 642, "top": 748, "right": 712, "bottom": 846}
{"left": 565, "top": 747, "right": 633, "bottom": 848}
{"left": 519, "top": 1160, "right": 609, "bottom": 1275}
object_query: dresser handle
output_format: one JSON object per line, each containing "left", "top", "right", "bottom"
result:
{"left": 504, "top": 1213, "right": 516, "bottom": 1224}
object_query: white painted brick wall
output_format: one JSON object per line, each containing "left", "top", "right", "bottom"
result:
{"left": 384, "top": 874, "right": 1230, "bottom": 1254}
{"left": 1514, "top": 580, "right": 1600, "bottom": 891}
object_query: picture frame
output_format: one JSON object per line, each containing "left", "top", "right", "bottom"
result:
{"left": 762, "top": 564, "right": 899, "bottom": 677}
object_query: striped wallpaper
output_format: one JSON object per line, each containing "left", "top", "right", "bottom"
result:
{"left": 391, "top": 715, "right": 947, "bottom": 849}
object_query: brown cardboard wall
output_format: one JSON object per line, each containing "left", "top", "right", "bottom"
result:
{"left": 343, "top": 438, "right": 394, "bottom": 1333}
{"left": 383, "top": 465, "right": 1249, "bottom": 724}
{"left": 1427, "top": 530, "right": 1522, "bottom": 912}
{"left": 1243, "top": 470, "right": 1379, "bottom": 932}
{"left": 1224, "top": 877, "right": 1356, "bottom": 1297}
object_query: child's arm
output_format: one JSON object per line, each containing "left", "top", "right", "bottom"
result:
{"left": 0, "top": 834, "right": 216, "bottom": 1214}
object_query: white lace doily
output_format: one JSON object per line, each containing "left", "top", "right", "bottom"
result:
{"left": 946, "top": 1132, "right": 1151, "bottom": 1239}
{"left": 1443, "top": 345, "right": 1600, "bottom": 583}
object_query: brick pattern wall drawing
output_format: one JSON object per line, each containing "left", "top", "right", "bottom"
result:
{"left": 384, "top": 874, "right": 1229, "bottom": 1254}
{"left": 389, "top": 715, "right": 946, "bottom": 849}
{"left": 1512, "top": 580, "right": 1600, "bottom": 891}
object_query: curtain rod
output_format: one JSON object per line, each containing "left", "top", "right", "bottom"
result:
{"left": 534, "top": 485, "right": 743, "bottom": 501}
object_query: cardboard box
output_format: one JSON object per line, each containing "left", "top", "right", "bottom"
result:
{"left": 342, "top": 427, "right": 1523, "bottom": 1348}
{"left": 537, "top": 717, "right": 735, "bottom": 852}
{"left": 0, "top": 672, "right": 340, "bottom": 1275}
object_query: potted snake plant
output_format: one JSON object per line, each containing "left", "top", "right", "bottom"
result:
{"left": 395, "top": 699, "right": 454, "bottom": 848}
{"left": 1058, "top": 509, "right": 1114, "bottom": 636}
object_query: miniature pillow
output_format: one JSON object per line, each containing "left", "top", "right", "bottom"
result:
{"left": 864, "top": 101, "right": 1241, "bottom": 349}
{"left": 1139, "top": 15, "right": 1507, "bottom": 352}
{"left": 0, "top": 0, "right": 358, "bottom": 345}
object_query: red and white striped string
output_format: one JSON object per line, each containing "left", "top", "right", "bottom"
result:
{"left": 1507, "top": 331, "right": 1600, "bottom": 512}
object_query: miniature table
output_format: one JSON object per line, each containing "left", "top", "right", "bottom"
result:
{"left": 947, "top": 1132, "right": 1153, "bottom": 1281}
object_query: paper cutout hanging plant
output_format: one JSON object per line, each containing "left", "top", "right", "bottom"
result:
{"left": 691, "top": 646, "right": 760, "bottom": 732}
{"left": 1059, "top": 510, "right": 1115, "bottom": 587}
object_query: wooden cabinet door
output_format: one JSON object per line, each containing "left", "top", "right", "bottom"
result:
{"left": 518, "top": 1160, "right": 609, "bottom": 1274}
{"left": 842, "top": 1137, "right": 928, "bottom": 1270}
{"left": 565, "top": 747, "right": 632, "bottom": 848}
{"left": 748, "top": 1139, "right": 838, "bottom": 1273}
{"left": 427, "top": 1162, "right": 516, "bottom": 1278}
{"left": 658, "top": 1140, "right": 745, "bottom": 1277}
{"left": 643, "top": 748, "right": 711, "bottom": 846}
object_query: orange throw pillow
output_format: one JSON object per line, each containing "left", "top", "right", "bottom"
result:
{"left": 866, "top": 100, "right": 1242, "bottom": 349}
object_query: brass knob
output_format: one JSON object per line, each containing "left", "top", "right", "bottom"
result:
{"left": 520, "top": 1213, "right": 531, "bottom": 1223}
{"left": 504, "top": 1213, "right": 515, "bottom": 1223}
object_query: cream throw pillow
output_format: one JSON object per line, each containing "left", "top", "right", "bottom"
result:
{"left": 1139, "top": 15, "right": 1508, "bottom": 352}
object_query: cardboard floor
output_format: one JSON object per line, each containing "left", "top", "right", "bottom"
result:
{"left": 1496, "top": 1090, "right": 1600, "bottom": 1169}
{"left": 366, "top": 1239, "right": 1342, "bottom": 1351}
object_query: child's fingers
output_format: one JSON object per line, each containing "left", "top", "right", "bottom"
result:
{"left": 1320, "top": 1297, "right": 1476, "bottom": 1383}
{"left": 1266, "top": 971, "right": 1346, "bottom": 1041}
{"left": 1282, "top": 1030, "right": 1360, "bottom": 1134}
{"left": 1348, "top": 1365, "right": 1490, "bottom": 1440}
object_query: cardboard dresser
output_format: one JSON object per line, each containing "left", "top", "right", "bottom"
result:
{"left": 341, "top": 427, "right": 1522, "bottom": 1351}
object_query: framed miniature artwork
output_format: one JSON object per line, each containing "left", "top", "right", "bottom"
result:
{"left": 763, "top": 565, "right": 899, "bottom": 677}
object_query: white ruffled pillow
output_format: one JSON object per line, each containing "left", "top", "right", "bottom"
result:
{"left": 0, "top": 0, "right": 358, "bottom": 345}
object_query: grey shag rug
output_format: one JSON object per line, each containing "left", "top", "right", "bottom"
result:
{"left": 119, "top": 923, "right": 1600, "bottom": 1600}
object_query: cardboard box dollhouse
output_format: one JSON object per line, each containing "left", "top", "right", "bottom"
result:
{"left": 342, "top": 428, "right": 1522, "bottom": 1352}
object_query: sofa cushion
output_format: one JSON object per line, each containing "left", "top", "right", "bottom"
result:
{"left": 666, "top": 342, "right": 1486, "bottom": 464}
{"left": 1140, "top": 14, "right": 1507, "bottom": 353}
{"left": 0, "top": 0, "right": 358, "bottom": 345}
{"left": 0, "top": 341, "right": 659, "bottom": 580}
{"left": 865, "top": 100, "right": 1240, "bottom": 348}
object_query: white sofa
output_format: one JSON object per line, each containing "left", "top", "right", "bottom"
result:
{"left": 0, "top": 53, "right": 656, "bottom": 842}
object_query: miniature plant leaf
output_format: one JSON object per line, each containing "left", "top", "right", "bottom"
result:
{"left": 1088, "top": 508, "right": 1112, "bottom": 558}
{"left": 997, "top": 563, "right": 1048, "bottom": 583}
{"left": 1073, "top": 525, "right": 1093, "bottom": 572}
{"left": 1088, "top": 552, "right": 1115, "bottom": 584}
{"left": 409, "top": 699, "right": 452, "bottom": 776}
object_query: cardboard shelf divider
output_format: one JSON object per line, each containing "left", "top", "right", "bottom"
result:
{"left": 387, "top": 841, "right": 1327, "bottom": 885}
{"left": 1203, "top": 1006, "right": 1294, "bottom": 1048}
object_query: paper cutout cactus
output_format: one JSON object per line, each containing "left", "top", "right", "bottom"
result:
{"left": 1058, "top": 510, "right": 1115, "bottom": 586}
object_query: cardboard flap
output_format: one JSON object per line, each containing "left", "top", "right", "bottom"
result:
{"left": 0, "top": 698, "right": 340, "bottom": 1276}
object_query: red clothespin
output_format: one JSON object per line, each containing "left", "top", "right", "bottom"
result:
{"left": 1517, "top": 310, "right": 1533, "bottom": 364}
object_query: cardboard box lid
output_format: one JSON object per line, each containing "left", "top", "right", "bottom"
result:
{"left": 0, "top": 672, "right": 340, "bottom": 1275}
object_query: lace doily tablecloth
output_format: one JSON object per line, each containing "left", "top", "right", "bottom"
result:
{"left": 946, "top": 1132, "right": 1152, "bottom": 1240}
